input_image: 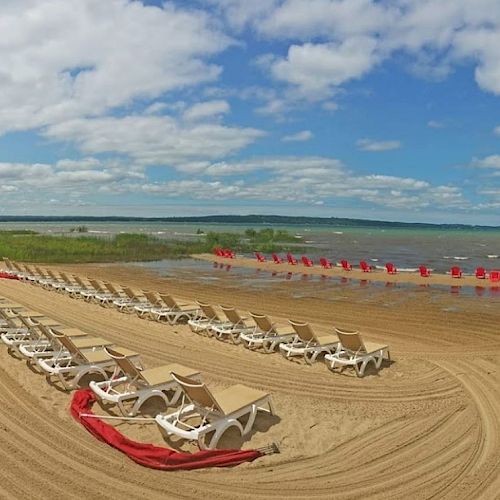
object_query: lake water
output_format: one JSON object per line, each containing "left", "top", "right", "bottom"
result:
{"left": 1, "top": 220, "right": 499, "bottom": 273}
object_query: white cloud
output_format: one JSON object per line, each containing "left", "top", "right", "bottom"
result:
{"left": 0, "top": 0, "right": 230, "bottom": 134}
{"left": 44, "top": 115, "right": 265, "bottom": 166}
{"left": 428, "top": 120, "right": 445, "bottom": 128}
{"left": 494, "top": 125, "right": 500, "bottom": 136}
{"left": 282, "top": 130, "right": 313, "bottom": 142}
{"left": 183, "top": 100, "right": 230, "bottom": 122}
{"left": 470, "top": 155, "right": 500, "bottom": 169}
{"left": 357, "top": 138, "right": 402, "bottom": 152}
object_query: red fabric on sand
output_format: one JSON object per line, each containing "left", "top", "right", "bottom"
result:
{"left": 70, "top": 389, "right": 263, "bottom": 470}
{"left": 0, "top": 272, "right": 20, "bottom": 280}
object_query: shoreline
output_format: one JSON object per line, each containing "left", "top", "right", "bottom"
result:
{"left": 193, "top": 253, "right": 500, "bottom": 288}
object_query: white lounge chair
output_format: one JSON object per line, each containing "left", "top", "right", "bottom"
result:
{"left": 240, "top": 312, "right": 296, "bottom": 353}
{"left": 210, "top": 305, "right": 255, "bottom": 344}
{"left": 155, "top": 373, "right": 275, "bottom": 449}
{"left": 37, "top": 330, "right": 139, "bottom": 390}
{"left": 187, "top": 301, "right": 231, "bottom": 335}
{"left": 89, "top": 347, "right": 201, "bottom": 416}
{"left": 133, "top": 291, "right": 163, "bottom": 318}
{"left": 279, "top": 320, "right": 340, "bottom": 364}
{"left": 151, "top": 294, "right": 199, "bottom": 325}
{"left": 325, "top": 328, "right": 390, "bottom": 377}
{"left": 112, "top": 287, "right": 146, "bottom": 313}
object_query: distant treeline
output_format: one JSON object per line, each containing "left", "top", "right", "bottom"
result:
{"left": 0, "top": 214, "right": 497, "bottom": 230}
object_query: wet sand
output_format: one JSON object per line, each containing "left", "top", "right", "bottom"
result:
{"left": 0, "top": 262, "right": 499, "bottom": 499}
{"left": 196, "top": 253, "right": 500, "bottom": 288}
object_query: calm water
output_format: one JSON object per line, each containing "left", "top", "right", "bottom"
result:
{"left": 1, "top": 221, "right": 499, "bottom": 273}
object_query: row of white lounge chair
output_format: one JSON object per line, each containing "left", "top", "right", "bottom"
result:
{"left": 2, "top": 258, "right": 391, "bottom": 377}
{"left": 0, "top": 298, "right": 275, "bottom": 449}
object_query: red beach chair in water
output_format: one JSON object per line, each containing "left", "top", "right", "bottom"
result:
{"left": 287, "top": 253, "right": 298, "bottom": 265}
{"left": 359, "top": 261, "right": 372, "bottom": 272}
{"left": 490, "top": 270, "right": 500, "bottom": 282}
{"left": 341, "top": 259, "right": 352, "bottom": 271}
{"left": 223, "top": 249, "right": 235, "bottom": 258}
{"left": 301, "top": 256, "right": 313, "bottom": 267}
{"left": 272, "top": 253, "right": 283, "bottom": 264}
{"left": 450, "top": 266, "right": 462, "bottom": 278}
{"left": 214, "top": 247, "right": 224, "bottom": 257}
{"left": 385, "top": 262, "right": 397, "bottom": 274}
{"left": 475, "top": 267, "right": 486, "bottom": 279}
{"left": 319, "top": 257, "right": 333, "bottom": 269}
{"left": 419, "top": 265, "right": 431, "bottom": 277}
{"left": 255, "top": 252, "right": 266, "bottom": 263}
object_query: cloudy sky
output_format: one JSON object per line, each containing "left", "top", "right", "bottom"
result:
{"left": 1, "top": 0, "right": 500, "bottom": 223}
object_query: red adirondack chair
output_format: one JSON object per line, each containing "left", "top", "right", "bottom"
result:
{"left": 272, "top": 253, "right": 283, "bottom": 264}
{"left": 255, "top": 252, "right": 266, "bottom": 263}
{"left": 475, "top": 267, "right": 486, "bottom": 279}
{"left": 214, "top": 247, "right": 224, "bottom": 257}
{"left": 340, "top": 259, "right": 352, "bottom": 271}
{"left": 359, "top": 261, "right": 372, "bottom": 272}
{"left": 450, "top": 266, "right": 462, "bottom": 278}
{"left": 287, "top": 253, "right": 298, "bottom": 265}
{"left": 490, "top": 270, "right": 500, "bottom": 282}
{"left": 319, "top": 257, "right": 333, "bottom": 269}
{"left": 223, "top": 248, "right": 235, "bottom": 258}
{"left": 385, "top": 262, "right": 397, "bottom": 274}
{"left": 301, "top": 256, "right": 313, "bottom": 267}
{"left": 419, "top": 265, "right": 431, "bottom": 277}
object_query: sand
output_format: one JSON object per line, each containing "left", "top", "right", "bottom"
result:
{"left": 0, "top": 263, "right": 499, "bottom": 499}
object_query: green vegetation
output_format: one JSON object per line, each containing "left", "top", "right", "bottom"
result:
{"left": 0, "top": 228, "right": 302, "bottom": 263}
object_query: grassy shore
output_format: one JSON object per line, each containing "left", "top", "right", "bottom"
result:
{"left": 0, "top": 228, "right": 301, "bottom": 263}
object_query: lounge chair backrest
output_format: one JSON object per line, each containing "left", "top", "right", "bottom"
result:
{"left": 12, "top": 261, "right": 23, "bottom": 272}
{"left": 47, "top": 269, "right": 59, "bottom": 280}
{"left": 104, "top": 282, "right": 120, "bottom": 295}
{"left": 51, "top": 330, "right": 80, "bottom": 357}
{"left": 122, "top": 287, "right": 138, "bottom": 300}
{"left": 59, "top": 272, "right": 73, "bottom": 284}
{"left": 73, "top": 275, "right": 86, "bottom": 288}
{"left": 144, "top": 291, "right": 161, "bottom": 306}
{"left": 34, "top": 266, "right": 47, "bottom": 277}
{"left": 249, "top": 312, "right": 274, "bottom": 333}
{"left": 24, "top": 264, "right": 36, "bottom": 275}
{"left": 289, "top": 320, "right": 315, "bottom": 343}
{"left": 220, "top": 305, "right": 244, "bottom": 325}
{"left": 89, "top": 279, "right": 106, "bottom": 293}
{"left": 197, "top": 302, "right": 221, "bottom": 321}
{"left": 3, "top": 257, "right": 13, "bottom": 270}
{"left": 335, "top": 328, "right": 366, "bottom": 353}
{"left": 104, "top": 347, "right": 146, "bottom": 384}
{"left": 159, "top": 294, "right": 177, "bottom": 309}
{"left": 171, "top": 372, "right": 224, "bottom": 414}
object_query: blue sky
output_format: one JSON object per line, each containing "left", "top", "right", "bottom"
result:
{"left": 1, "top": 0, "right": 500, "bottom": 223}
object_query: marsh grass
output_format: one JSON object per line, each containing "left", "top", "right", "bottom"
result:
{"left": 0, "top": 228, "right": 301, "bottom": 263}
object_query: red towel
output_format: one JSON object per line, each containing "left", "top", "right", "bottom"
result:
{"left": 70, "top": 389, "right": 263, "bottom": 470}
{"left": 0, "top": 272, "right": 19, "bottom": 280}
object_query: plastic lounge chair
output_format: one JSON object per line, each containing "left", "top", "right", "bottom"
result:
{"left": 210, "top": 305, "right": 255, "bottom": 344}
{"left": 187, "top": 301, "right": 231, "bottom": 335}
{"left": 341, "top": 260, "right": 352, "bottom": 271}
{"left": 419, "top": 265, "right": 431, "bottom": 277}
{"left": 155, "top": 372, "right": 275, "bottom": 449}
{"left": 36, "top": 330, "right": 139, "bottom": 390}
{"left": 272, "top": 253, "right": 283, "bottom": 264}
{"left": 325, "top": 328, "right": 390, "bottom": 377}
{"left": 133, "top": 291, "right": 163, "bottom": 318}
{"left": 475, "top": 267, "right": 486, "bottom": 279}
{"left": 385, "top": 263, "right": 397, "bottom": 274}
{"left": 450, "top": 266, "right": 462, "bottom": 278}
{"left": 18, "top": 323, "right": 107, "bottom": 362}
{"left": 240, "top": 312, "right": 295, "bottom": 353}
{"left": 359, "top": 261, "right": 372, "bottom": 272}
{"left": 287, "top": 253, "right": 298, "bottom": 265}
{"left": 490, "top": 270, "right": 500, "bottom": 282}
{"left": 319, "top": 257, "right": 333, "bottom": 269}
{"left": 301, "top": 256, "right": 314, "bottom": 267}
{"left": 89, "top": 347, "right": 201, "bottom": 416}
{"left": 1, "top": 312, "right": 59, "bottom": 350}
{"left": 111, "top": 287, "right": 145, "bottom": 312}
{"left": 279, "top": 320, "right": 340, "bottom": 364}
{"left": 87, "top": 280, "right": 116, "bottom": 305}
{"left": 151, "top": 294, "right": 199, "bottom": 325}
{"left": 254, "top": 252, "right": 266, "bottom": 263}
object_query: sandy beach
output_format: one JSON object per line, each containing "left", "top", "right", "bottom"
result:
{"left": 0, "top": 263, "right": 499, "bottom": 499}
